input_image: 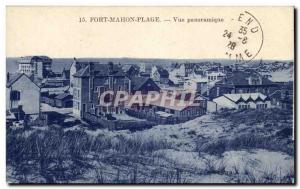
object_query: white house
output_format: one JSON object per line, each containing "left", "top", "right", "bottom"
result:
{"left": 6, "top": 73, "right": 41, "bottom": 120}
{"left": 151, "top": 65, "right": 169, "bottom": 84}
{"left": 184, "top": 77, "right": 208, "bottom": 94}
{"left": 207, "top": 72, "right": 226, "bottom": 82}
{"left": 213, "top": 93, "right": 271, "bottom": 111}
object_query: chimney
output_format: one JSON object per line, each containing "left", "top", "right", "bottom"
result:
{"left": 6, "top": 72, "right": 9, "bottom": 83}
{"left": 108, "top": 62, "right": 114, "bottom": 74}
{"left": 73, "top": 57, "right": 81, "bottom": 70}
{"left": 89, "top": 62, "right": 95, "bottom": 75}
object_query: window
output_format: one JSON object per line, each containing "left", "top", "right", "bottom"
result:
{"left": 73, "top": 89, "right": 77, "bottom": 98}
{"left": 256, "top": 104, "right": 267, "bottom": 109}
{"left": 239, "top": 104, "right": 250, "bottom": 109}
{"left": 125, "top": 83, "right": 129, "bottom": 91}
{"left": 10, "top": 91, "right": 20, "bottom": 101}
{"left": 91, "top": 78, "right": 94, "bottom": 89}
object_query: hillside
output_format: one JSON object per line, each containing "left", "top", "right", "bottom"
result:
{"left": 7, "top": 108, "right": 294, "bottom": 183}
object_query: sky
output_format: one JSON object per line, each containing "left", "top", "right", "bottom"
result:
{"left": 6, "top": 6, "right": 294, "bottom": 60}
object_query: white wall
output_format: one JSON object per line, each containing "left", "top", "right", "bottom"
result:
{"left": 213, "top": 96, "right": 238, "bottom": 110}
{"left": 69, "top": 62, "right": 76, "bottom": 95}
{"left": 207, "top": 101, "right": 217, "bottom": 113}
{"left": 8, "top": 75, "right": 40, "bottom": 115}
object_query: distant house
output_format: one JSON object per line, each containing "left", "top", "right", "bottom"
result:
{"left": 206, "top": 70, "right": 278, "bottom": 99}
{"left": 213, "top": 93, "right": 271, "bottom": 111}
{"left": 139, "top": 62, "right": 152, "bottom": 74}
{"left": 6, "top": 73, "right": 40, "bottom": 120}
{"left": 61, "top": 68, "right": 70, "bottom": 80}
{"left": 173, "top": 63, "right": 202, "bottom": 77}
{"left": 151, "top": 65, "right": 169, "bottom": 84}
{"left": 269, "top": 81, "right": 293, "bottom": 109}
{"left": 184, "top": 77, "right": 208, "bottom": 94}
{"left": 206, "top": 72, "right": 226, "bottom": 82}
{"left": 130, "top": 77, "right": 160, "bottom": 94}
{"left": 139, "top": 72, "right": 151, "bottom": 78}
{"left": 54, "top": 93, "right": 73, "bottom": 108}
{"left": 41, "top": 92, "right": 57, "bottom": 107}
{"left": 122, "top": 64, "right": 140, "bottom": 79}
{"left": 18, "top": 56, "right": 52, "bottom": 79}
{"left": 43, "top": 78, "right": 69, "bottom": 88}
{"left": 190, "top": 70, "right": 205, "bottom": 78}
{"left": 42, "top": 66, "right": 71, "bottom": 88}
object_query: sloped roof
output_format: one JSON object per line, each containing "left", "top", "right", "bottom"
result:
{"left": 155, "top": 66, "right": 169, "bottom": 77}
{"left": 6, "top": 73, "right": 23, "bottom": 87}
{"left": 73, "top": 63, "right": 126, "bottom": 78}
{"left": 223, "top": 93, "right": 268, "bottom": 103}
{"left": 269, "top": 90, "right": 282, "bottom": 99}
{"left": 73, "top": 66, "right": 89, "bottom": 77}
{"left": 222, "top": 71, "right": 276, "bottom": 86}
{"left": 122, "top": 64, "right": 139, "bottom": 72}
{"left": 131, "top": 77, "right": 160, "bottom": 91}
{"left": 6, "top": 73, "right": 40, "bottom": 88}
{"left": 55, "top": 93, "right": 72, "bottom": 100}
{"left": 19, "top": 56, "right": 52, "bottom": 64}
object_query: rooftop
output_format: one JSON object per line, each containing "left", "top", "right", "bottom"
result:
{"left": 217, "top": 70, "right": 276, "bottom": 86}
{"left": 73, "top": 63, "right": 126, "bottom": 77}
{"left": 18, "top": 56, "right": 52, "bottom": 64}
{"left": 223, "top": 93, "right": 268, "bottom": 102}
{"left": 6, "top": 73, "right": 40, "bottom": 88}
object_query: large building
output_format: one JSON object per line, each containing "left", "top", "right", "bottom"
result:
{"left": 72, "top": 62, "right": 131, "bottom": 118}
{"left": 213, "top": 93, "right": 271, "bottom": 111}
{"left": 6, "top": 73, "right": 41, "bottom": 120}
{"left": 128, "top": 92, "right": 207, "bottom": 123}
{"left": 18, "top": 56, "right": 52, "bottom": 79}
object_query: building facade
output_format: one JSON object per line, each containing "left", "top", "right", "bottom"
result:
{"left": 213, "top": 93, "right": 271, "bottom": 111}
{"left": 6, "top": 73, "right": 40, "bottom": 120}
{"left": 206, "top": 70, "right": 278, "bottom": 99}
{"left": 18, "top": 56, "right": 52, "bottom": 79}
{"left": 151, "top": 65, "right": 169, "bottom": 84}
{"left": 184, "top": 78, "right": 208, "bottom": 94}
{"left": 72, "top": 62, "right": 131, "bottom": 118}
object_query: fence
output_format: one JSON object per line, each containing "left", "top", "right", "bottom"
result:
{"left": 83, "top": 112, "right": 155, "bottom": 131}
{"left": 125, "top": 109, "right": 200, "bottom": 125}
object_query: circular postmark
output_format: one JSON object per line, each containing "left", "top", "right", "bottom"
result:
{"left": 222, "top": 11, "right": 264, "bottom": 63}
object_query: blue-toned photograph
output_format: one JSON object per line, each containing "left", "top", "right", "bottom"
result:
{"left": 6, "top": 6, "right": 295, "bottom": 184}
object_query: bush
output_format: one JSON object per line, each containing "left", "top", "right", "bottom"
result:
{"left": 197, "top": 134, "right": 294, "bottom": 156}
